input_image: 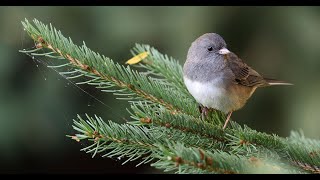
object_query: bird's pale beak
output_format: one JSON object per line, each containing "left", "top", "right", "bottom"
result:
{"left": 218, "top": 48, "right": 230, "bottom": 55}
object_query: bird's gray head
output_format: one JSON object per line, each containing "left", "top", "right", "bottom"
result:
{"left": 187, "top": 33, "right": 230, "bottom": 62}
{"left": 183, "top": 33, "right": 232, "bottom": 80}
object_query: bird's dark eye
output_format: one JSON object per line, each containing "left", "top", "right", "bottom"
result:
{"left": 207, "top": 47, "right": 213, "bottom": 51}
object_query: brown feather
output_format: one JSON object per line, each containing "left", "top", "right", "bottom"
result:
{"left": 225, "top": 52, "right": 268, "bottom": 87}
{"left": 225, "top": 52, "right": 293, "bottom": 87}
{"left": 263, "top": 78, "right": 293, "bottom": 86}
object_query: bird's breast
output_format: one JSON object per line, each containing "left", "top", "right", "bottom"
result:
{"left": 184, "top": 77, "right": 253, "bottom": 113}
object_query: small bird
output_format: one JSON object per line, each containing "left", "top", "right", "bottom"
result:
{"left": 183, "top": 33, "right": 292, "bottom": 129}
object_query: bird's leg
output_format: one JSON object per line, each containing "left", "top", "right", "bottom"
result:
{"left": 223, "top": 111, "right": 233, "bottom": 129}
{"left": 202, "top": 107, "right": 209, "bottom": 120}
{"left": 199, "top": 105, "right": 209, "bottom": 120}
{"left": 198, "top": 105, "right": 202, "bottom": 114}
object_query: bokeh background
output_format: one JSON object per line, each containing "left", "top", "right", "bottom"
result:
{"left": 1, "top": 6, "right": 320, "bottom": 173}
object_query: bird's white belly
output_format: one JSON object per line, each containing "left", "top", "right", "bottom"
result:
{"left": 184, "top": 77, "right": 234, "bottom": 113}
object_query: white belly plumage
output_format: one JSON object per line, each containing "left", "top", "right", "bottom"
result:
{"left": 184, "top": 77, "right": 236, "bottom": 113}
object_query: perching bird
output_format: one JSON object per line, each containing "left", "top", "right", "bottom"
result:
{"left": 183, "top": 33, "right": 292, "bottom": 129}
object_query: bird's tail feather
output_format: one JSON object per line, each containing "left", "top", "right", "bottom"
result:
{"left": 264, "top": 78, "right": 293, "bottom": 86}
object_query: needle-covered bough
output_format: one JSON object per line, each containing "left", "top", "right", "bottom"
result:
{"left": 19, "top": 18, "right": 320, "bottom": 174}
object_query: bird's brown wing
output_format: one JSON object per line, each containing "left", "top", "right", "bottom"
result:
{"left": 225, "top": 52, "right": 267, "bottom": 87}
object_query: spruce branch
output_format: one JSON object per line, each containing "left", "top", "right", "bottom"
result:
{"left": 71, "top": 114, "right": 303, "bottom": 174}
{"left": 129, "top": 102, "right": 226, "bottom": 140}
{"left": 130, "top": 44, "right": 189, "bottom": 96}
{"left": 20, "top": 18, "right": 320, "bottom": 174}
{"left": 152, "top": 142, "right": 302, "bottom": 174}
{"left": 20, "top": 19, "right": 198, "bottom": 117}
{"left": 285, "top": 132, "right": 320, "bottom": 173}
{"left": 70, "top": 114, "right": 156, "bottom": 166}
{"left": 226, "top": 124, "right": 287, "bottom": 156}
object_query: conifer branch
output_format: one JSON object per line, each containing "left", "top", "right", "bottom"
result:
{"left": 71, "top": 114, "right": 304, "bottom": 174}
{"left": 20, "top": 19, "right": 198, "bottom": 117}
{"left": 128, "top": 102, "right": 227, "bottom": 143}
{"left": 20, "top": 18, "right": 320, "bottom": 174}
{"left": 131, "top": 44, "right": 190, "bottom": 96}
{"left": 152, "top": 142, "right": 303, "bottom": 174}
{"left": 70, "top": 114, "right": 156, "bottom": 165}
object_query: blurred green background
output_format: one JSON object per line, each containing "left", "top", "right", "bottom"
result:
{"left": 1, "top": 6, "right": 320, "bottom": 173}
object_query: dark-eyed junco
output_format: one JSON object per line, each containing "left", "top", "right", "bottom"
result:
{"left": 183, "top": 33, "right": 292, "bottom": 129}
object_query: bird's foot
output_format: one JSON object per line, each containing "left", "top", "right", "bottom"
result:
{"left": 199, "top": 105, "right": 210, "bottom": 120}
{"left": 199, "top": 105, "right": 220, "bottom": 121}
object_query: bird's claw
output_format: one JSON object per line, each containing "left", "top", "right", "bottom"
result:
{"left": 199, "top": 105, "right": 209, "bottom": 120}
